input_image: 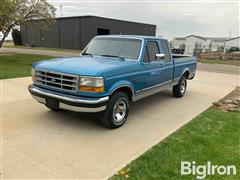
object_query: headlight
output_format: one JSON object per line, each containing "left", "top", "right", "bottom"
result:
{"left": 79, "top": 76, "right": 104, "bottom": 92}
{"left": 31, "top": 68, "right": 35, "bottom": 81}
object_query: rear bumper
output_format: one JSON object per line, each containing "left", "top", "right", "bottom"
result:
{"left": 28, "top": 84, "right": 109, "bottom": 112}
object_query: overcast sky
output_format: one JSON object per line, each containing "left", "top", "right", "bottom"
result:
{"left": 48, "top": 0, "right": 239, "bottom": 40}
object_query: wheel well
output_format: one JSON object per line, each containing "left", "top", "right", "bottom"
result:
{"left": 111, "top": 86, "right": 133, "bottom": 101}
{"left": 183, "top": 71, "right": 189, "bottom": 79}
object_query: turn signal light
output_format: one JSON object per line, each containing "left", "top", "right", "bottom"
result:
{"left": 31, "top": 68, "right": 35, "bottom": 81}
{"left": 79, "top": 86, "right": 104, "bottom": 93}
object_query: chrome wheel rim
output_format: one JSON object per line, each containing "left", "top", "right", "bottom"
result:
{"left": 113, "top": 99, "right": 127, "bottom": 123}
{"left": 180, "top": 80, "right": 186, "bottom": 94}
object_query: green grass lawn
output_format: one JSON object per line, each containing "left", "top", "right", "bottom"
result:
{"left": 199, "top": 58, "right": 240, "bottom": 66}
{"left": 112, "top": 107, "right": 240, "bottom": 180}
{"left": 0, "top": 54, "right": 57, "bottom": 79}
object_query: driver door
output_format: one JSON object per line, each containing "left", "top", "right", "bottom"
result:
{"left": 142, "top": 40, "right": 163, "bottom": 88}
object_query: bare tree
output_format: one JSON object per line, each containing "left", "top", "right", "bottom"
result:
{"left": 0, "top": 0, "right": 56, "bottom": 48}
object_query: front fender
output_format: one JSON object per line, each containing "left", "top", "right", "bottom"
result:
{"left": 108, "top": 80, "right": 135, "bottom": 95}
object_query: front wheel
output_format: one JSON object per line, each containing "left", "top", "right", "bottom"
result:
{"left": 100, "top": 92, "right": 129, "bottom": 129}
{"left": 172, "top": 76, "right": 187, "bottom": 98}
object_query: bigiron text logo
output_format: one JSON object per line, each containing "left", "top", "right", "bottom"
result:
{"left": 181, "top": 161, "right": 237, "bottom": 179}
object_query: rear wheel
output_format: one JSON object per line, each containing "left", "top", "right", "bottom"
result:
{"left": 100, "top": 92, "right": 129, "bottom": 129}
{"left": 173, "top": 76, "right": 187, "bottom": 98}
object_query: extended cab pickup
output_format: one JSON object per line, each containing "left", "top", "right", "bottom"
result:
{"left": 29, "top": 35, "right": 197, "bottom": 129}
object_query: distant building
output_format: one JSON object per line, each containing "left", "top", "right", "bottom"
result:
{"left": 171, "top": 37, "right": 186, "bottom": 49}
{"left": 224, "top": 37, "right": 240, "bottom": 52}
{"left": 20, "top": 15, "right": 156, "bottom": 50}
{"left": 184, "top": 35, "right": 207, "bottom": 54}
{"left": 172, "top": 35, "right": 230, "bottom": 54}
{"left": 0, "top": 31, "right": 12, "bottom": 41}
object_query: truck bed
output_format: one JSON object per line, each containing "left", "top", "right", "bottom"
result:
{"left": 172, "top": 55, "right": 197, "bottom": 81}
{"left": 172, "top": 54, "right": 192, "bottom": 58}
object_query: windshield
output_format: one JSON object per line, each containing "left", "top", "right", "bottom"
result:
{"left": 82, "top": 37, "right": 142, "bottom": 60}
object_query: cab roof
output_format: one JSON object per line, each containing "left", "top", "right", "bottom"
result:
{"left": 95, "top": 35, "right": 167, "bottom": 41}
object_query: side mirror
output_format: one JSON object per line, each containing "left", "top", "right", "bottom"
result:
{"left": 155, "top": 53, "right": 165, "bottom": 60}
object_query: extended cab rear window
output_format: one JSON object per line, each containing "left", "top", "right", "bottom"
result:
{"left": 84, "top": 37, "right": 142, "bottom": 60}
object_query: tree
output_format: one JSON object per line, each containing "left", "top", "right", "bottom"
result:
{"left": 0, "top": 0, "right": 56, "bottom": 48}
{"left": 12, "top": 28, "right": 22, "bottom": 45}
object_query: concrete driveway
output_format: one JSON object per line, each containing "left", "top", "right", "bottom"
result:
{"left": 1, "top": 71, "right": 239, "bottom": 179}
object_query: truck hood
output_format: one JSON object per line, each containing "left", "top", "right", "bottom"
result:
{"left": 33, "top": 56, "right": 138, "bottom": 77}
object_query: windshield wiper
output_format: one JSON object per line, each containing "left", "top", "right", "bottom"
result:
{"left": 101, "top": 54, "right": 125, "bottom": 61}
{"left": 81, "top": 52, "right": 93, "bottom": 57}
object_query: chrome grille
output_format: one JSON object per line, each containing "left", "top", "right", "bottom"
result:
{"left": 35, "top": 69, "right": 78, "bottom": 92}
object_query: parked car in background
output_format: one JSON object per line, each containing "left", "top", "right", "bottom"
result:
{"left": 225, "top": 47, "right": 240, "bottom": 54}
{"left": 172, "top": 48, "right": 185, "bottom": 54}
{"left": 29, "top": 35, "right": 197, "bottom": 129}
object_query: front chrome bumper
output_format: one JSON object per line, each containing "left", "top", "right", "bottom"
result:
{"left": 28, "top": 84, "right": 109, "bottom": 112}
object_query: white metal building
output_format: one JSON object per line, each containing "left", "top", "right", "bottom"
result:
{"left": 171, "top": 37, "right": 186, "bottom": 48}
{"left": 0, "top": 31, "right": 13, "bottom": 41}
{"left": 185, "top": 35, "right": 208, "bottom": 54}
{"left": 172, "top": 35, "right": 231, "bottom": 54}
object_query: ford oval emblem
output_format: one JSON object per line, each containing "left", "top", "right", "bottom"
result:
{"left": 51, "top": 78, "right": 56, "bottom": 82}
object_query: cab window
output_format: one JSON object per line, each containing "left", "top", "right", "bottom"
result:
{"left": 143, "top": 41, "right": 160, "bottom": 62}
{"left": 160, "top": 40, "right": 171, "bottom": 61}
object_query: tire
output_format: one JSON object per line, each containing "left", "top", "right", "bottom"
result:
{"left": 100, "top": 92, "right": 129, "bottom": 129}
{"left": 173, "top": 75, "right": 187, "bottom": 98}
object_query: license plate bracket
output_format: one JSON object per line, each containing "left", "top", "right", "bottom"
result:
{"left": 46, "top": 98, "right": 59, "bottom": 109}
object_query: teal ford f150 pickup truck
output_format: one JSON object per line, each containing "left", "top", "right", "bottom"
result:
{"left": 29, "top": 35, "right": 197, "bottom": 129}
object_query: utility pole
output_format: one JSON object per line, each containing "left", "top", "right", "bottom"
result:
{"left": 60, "top": 5, "right": 63, "bottom": 17}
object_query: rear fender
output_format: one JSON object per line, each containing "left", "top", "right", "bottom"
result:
{"left": 181, "top": 68, "right": 190, "bottom": 78}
